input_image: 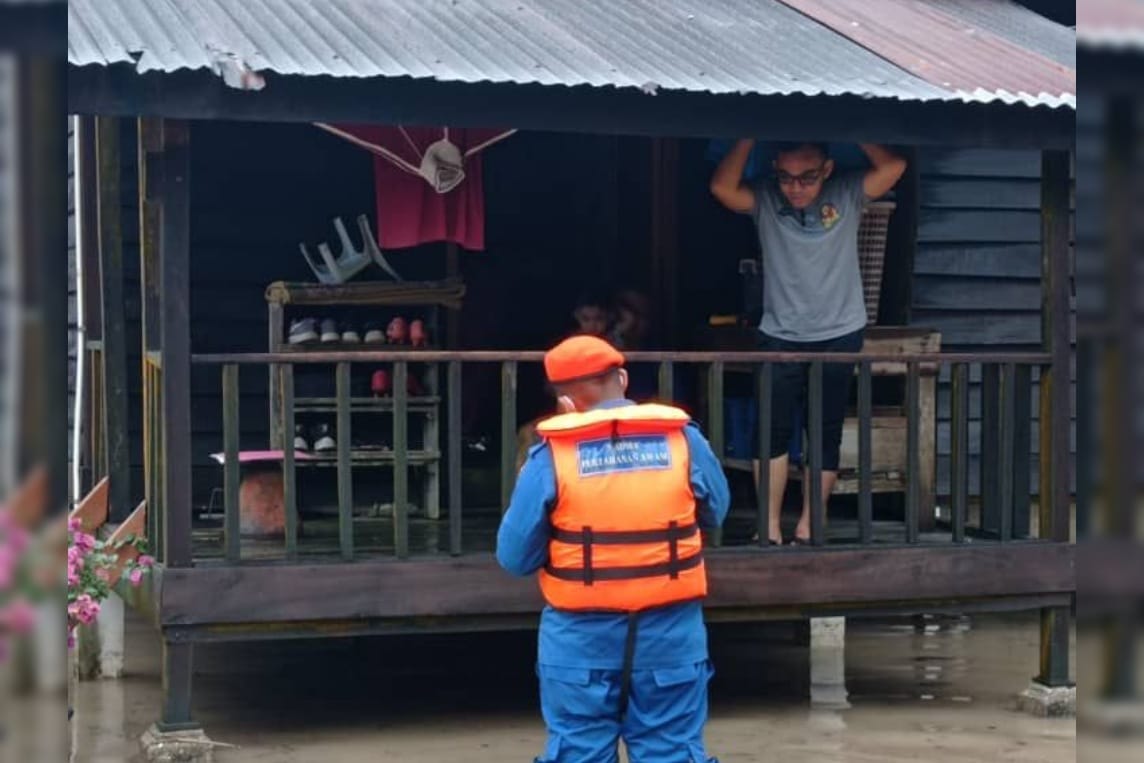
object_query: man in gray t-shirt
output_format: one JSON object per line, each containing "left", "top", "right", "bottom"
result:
{"left": 711, "top": 141, "right": 906, "bottom": 544}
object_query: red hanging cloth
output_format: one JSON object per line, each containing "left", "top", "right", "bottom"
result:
{"left": 319, "top": 124, "right": 514, "bottom": 251}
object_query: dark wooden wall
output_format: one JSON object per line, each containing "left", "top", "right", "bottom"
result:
{"left": 185, "top": 122, "right": 632, "bottom": 507}
{"left": 912, "top": 148, "right": 1076, "bottom": 495}
{"left": 76, "top": 121, "right": 1074, "bottom": 509}
{"left": 0, "top": 62, "right": 11, "bottom": 495}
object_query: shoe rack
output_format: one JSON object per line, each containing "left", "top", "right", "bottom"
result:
{"left": 265, "top": 279, "right": 466, "bottom": 520}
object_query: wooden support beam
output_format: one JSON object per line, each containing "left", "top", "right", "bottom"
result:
{"left": 159, "top": 543, "right": 1075, "bottom": 627}
{"left": 75, "top": 116, "right": 102, "bottom": 494}
{"left": 1039, "top": 149, "right": 1072, "bottom": 544}
{"left": 222, "top": 365, "right": 240, "bottom": 563}
{"left": 95, "top": 116, "right": 131, "bottom": 522}
{"left": 158, "top": 121, "right": 193, "bottom": 568}
{"left": 756, "top": 363, "right": 773, "bottom": 547}
{"left": 500, "top": 361, "right": 517, "bottom": 511}
{"left": 158, "top": 639, "right": 197, "bottom": 732}
{"left": 905, "top": 361, "right": 920, "bottom": 542}
{"left": 1035, "top": 149, "right": 1073, "bottom": 689}
{"left": 807, "top": 361, "right": 824, "bottom": 545}
{"left": 706, "top": 361, "right": 724, "bottom": 547}
{"left": 336, "top": 362, "right": 355, "bottom": 561}
{"left": 8, "top": 56, "right": 67, "bottom": 511}
{"left": 138, "top": 119, "right": 163, "bottom": 558}
{"left": 68, "top": 67, "right": 1075, "bottom": 150}
{"left": 950, "top": 363, "right": 969, "bottom": 543}
{"left": 447, "top": 361, "right": 463, "bottom": 556}
{"left": 392, "top": 362, "right": 409, "bottom": 560}
{"left": 280, "top": 365, "right": 298, "bottom": 559}
{"left": 857, "top": 361, "right": 873, "bottom": 544}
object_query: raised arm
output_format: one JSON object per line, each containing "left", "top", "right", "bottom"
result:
{"left": 859, "top": 143, "right": 908, "bottom": 200}
{"left": 709, "top": 139, "right": 757, "bottom": 214}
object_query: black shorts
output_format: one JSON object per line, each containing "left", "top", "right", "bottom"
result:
{"left": 758, "top": 327, "right": 863, "bottom": 471}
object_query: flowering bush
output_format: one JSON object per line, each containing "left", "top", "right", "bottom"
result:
{"left": 66, "top": 518, "right": 153, "bottom": 648}
{"left": 0, "top": 509, "right": 37, "bottom": 659}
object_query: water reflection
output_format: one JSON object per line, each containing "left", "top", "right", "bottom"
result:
{"left": 66, "top": 611, "right": 1075, "bottom": 763}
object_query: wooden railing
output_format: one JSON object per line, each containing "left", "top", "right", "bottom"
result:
{"left": 188, "top": 350, "right": 1059, "bottom": 564}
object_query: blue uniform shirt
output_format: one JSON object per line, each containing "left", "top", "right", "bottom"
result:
{"left": 496, "top": 400, "right": 731, "bottom": 670}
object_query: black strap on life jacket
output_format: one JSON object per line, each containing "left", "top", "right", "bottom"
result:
{"left": 581, "top": 526, "right": 594, "bottom": 586}
{"left": 549, "top": 522, "right": 699, "bottom": 586}
{"left": 550, "top": 522, "right": 699, "bottom": 546}
{"left": 544, "top": 550, "right": 703, "bottom": 584}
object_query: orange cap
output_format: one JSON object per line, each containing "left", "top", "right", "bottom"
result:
{"left": 544, "top": 336, "right": 625, "bottom": 384}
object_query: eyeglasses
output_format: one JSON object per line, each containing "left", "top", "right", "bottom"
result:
{"left": 775, "top": 166, "right": 827, "bottom": 189}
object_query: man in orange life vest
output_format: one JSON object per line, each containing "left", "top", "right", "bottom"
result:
{"left": 497, "top": 336, "right": 730, "bottom": 763}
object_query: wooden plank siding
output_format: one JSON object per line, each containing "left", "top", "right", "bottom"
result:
{"left": 912, "top": 148, "right": 1075, "bottom": 496}
{"left": 87, "top": 127, "right": 1077, "bottom": 513}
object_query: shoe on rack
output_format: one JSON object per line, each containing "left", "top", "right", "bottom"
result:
{"left": 288, "top": 317, "right": 319, "bottom": 345}
{"left": 341, "top": 325, "right": 362, "bottom": 343}
{"left": 293, "top": 424, "right": 311, "bottom": 452}
{"left": 371, "top": 369, "right": 392, "bottom": 397}
{"left": 319, "top": 318, "right": 340, "bottom": 343}
{"left": 313, "top": 422, "right": 336, "bottom": 453}
{"left": 363, "top": 322, "right": 386, "bottom": 344}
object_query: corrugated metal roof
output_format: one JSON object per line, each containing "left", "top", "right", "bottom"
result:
{"left": 778, "top": 0, "right": 1073, "bottom": 107}
{"left": 1077, "top": 0, "right": 1144, "bottom": 51}
{"left": 68, "top": 0, "right": 1075, "bottom": 109}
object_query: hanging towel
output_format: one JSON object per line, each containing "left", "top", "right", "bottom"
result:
{"left": 319, "top": 124, "right": 515, "bottom": 251}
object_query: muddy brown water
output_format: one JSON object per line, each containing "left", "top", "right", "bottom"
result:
{"left": 67, "top": 612, "right": 1078, "bottom": 762}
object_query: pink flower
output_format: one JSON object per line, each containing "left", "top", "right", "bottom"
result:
{"left": 128, "top": 567, "right": 145, "bottom": 586}
{"left": 68, "top": 594, "right": 100, "bottom": 626}
{"left": 68, "top": 545, "right": 85, "bottom": 571}
{"left": 71, "top": 531, "right": 96, "bottom": 555}
{"left": 0, "top": 600, "right": 36, "bottom": 632}
{"left": 137, "top": 555, "right": 155, "bottom": 568}
{"left": 3, "top": 524, "right": 27, "bottom": 555}
{"left": 68, "top": 517, "right": 83, "bottom": 533}
{"left": 0, "top": 548, "right": 12, "bottom": 588}
{"left": 95, "top": 568, "right": 111, "bottom": 582}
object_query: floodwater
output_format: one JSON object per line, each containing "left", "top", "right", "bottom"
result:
{"left": 67, "top": 612, "right": 1078, "bottom": 762}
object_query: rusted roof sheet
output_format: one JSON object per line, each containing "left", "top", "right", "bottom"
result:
{"left": 777, "top": 0, "right": 1074, "bottom": 106}
{"left": 67, "top": 0, "right": 1074, "bottom": 108}
{"left": 1077, "top": 0, "right": 1144, "bottom": 50}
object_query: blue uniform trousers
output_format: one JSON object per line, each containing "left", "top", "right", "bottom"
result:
{"left": 535, "top": 661, "right": 717, "bottom": 763}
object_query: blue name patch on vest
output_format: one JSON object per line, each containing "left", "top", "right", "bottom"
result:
{"left": 577, "top": 435, "right": 672, "bottom": 477}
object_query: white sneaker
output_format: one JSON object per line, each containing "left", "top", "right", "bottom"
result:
{"left": 319, "top": 318, "right": 340, "bottom": 343}
{"left": 313, "top": 423, "right": 336, "bottom": 453}
{"left": 364, "top": 323, "right": 385, "bottom": 343}
{"left": 341, "top": 327, "right": 362, "bottom": 343}
{"left": 288, "top": 318, "right": 319, "bottom": 345}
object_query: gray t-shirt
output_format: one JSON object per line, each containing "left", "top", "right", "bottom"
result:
{"left": 751, "top": 171, "right": 869, "bottom": 341}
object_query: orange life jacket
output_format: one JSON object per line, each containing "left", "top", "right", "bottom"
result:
{"left": 536, "top": 403, "right": 707, "bottom": 612}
